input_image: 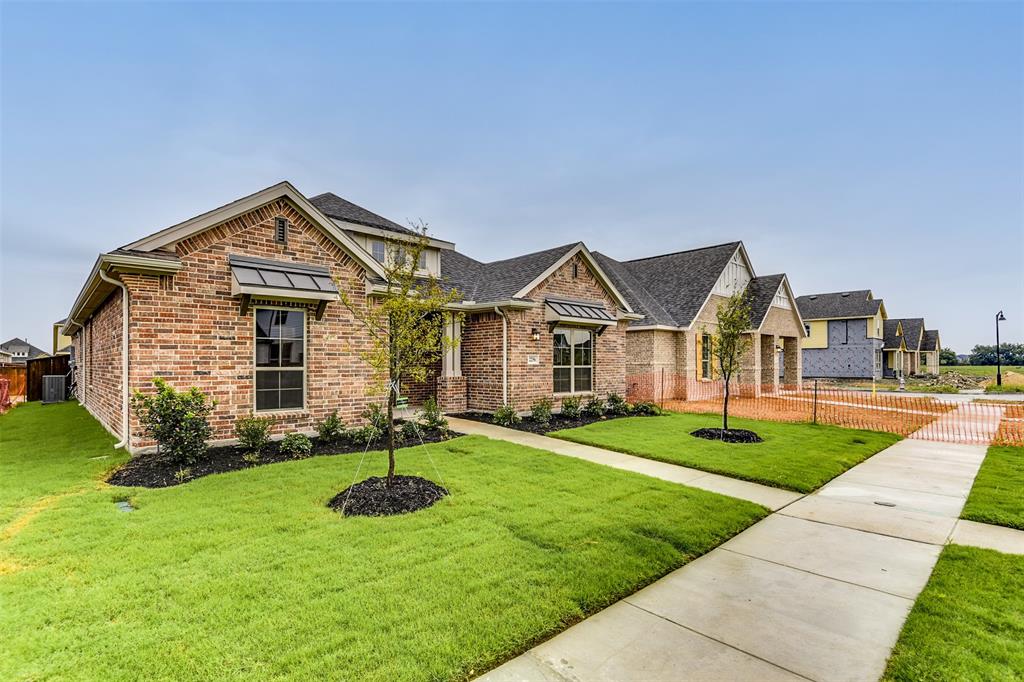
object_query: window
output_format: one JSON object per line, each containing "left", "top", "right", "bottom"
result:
{"left": 371, "top": 240, "right": 385, "bottom": 263}
{"left": 255, "top": 309, "right": 305, "bottom": 411}
{"left": 841, "top": 320, "right": 849, "bottom": 344}
{"left": 874, "top": 350, "right": 882, "bottom": 374}
{"left": 274, "top": 217, "right": 288, "bottom": 244}
{"left": 804, "top": 324, "right": 811, "bottom": 336}
{"left": 553, "top": 327, "right": 593, "bottom": 393}
{"left": 418, "top": 250, "right": 427, "bottom": 270}
{"left": 701, "top": 333, "right": 712, "bottom": 379}
{"left": 571, "top": 262, "right": 579, "bottom": 279}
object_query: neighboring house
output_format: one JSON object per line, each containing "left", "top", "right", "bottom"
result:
{"left": 795, "top": 290, "right": 887, "bottom": 380}
{"left": 62, "top": 182, "right": 642, "bottom": 452}
{"left": 52, "top": 319, "right": 73, "bottom": 355}
{"left": 882, "top": 317, "right": 925, "bottom": 378}
{"left": 0, "top": 349, "right": 13, "bottom": 364}
{"left": 595, "top": 242, "right": 806, "bottom": 398}
{"left": 920, "top": 329, "right": 941, "bottom": 375}
{"left": 0, "top": 337, "right": 49, "bottom": 364}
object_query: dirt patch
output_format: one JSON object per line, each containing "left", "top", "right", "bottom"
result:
{"left": 108, "top": 426, "right": 458, "bottom": 488}
{"left": 452, "top": 411, "right": 658, "bottom": 434}
{"left": 328, "top": 475, "right": 448, "bottom": 517}
{"left": 690, "top": 428, "right": 763, "bottom": 443}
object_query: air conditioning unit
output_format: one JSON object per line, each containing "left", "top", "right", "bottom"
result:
{"left": 42, "top": 375, "right": 66, "bottom": 404}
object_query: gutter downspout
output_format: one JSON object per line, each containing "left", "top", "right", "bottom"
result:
{"left": 98, "top": 269, "right": 129, "bottom": 449}
{"left": 494, "top": 306, "right": 508, "bottom": 405}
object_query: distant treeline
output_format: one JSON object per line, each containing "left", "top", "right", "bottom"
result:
{"left": 941, "top": 344, "right": 1024, "bottom": 366}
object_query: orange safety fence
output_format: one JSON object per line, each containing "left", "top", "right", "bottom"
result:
{"left": 626, "top": 371, "right": 1023, "bottom": 446}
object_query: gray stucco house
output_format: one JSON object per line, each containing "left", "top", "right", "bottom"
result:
{"left": 795, "top": 290, "right": 886, "bottom": 379}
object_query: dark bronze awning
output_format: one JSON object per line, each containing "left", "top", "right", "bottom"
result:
{"left": 545, "top": 297, "right": 616, "bottom": 330}
{"left": 229, "top": 255, "right": 339, "bottom": 319}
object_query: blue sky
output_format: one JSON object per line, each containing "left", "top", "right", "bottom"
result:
{"left": 2, "top": 1, "right": 1021, "bottom": 354}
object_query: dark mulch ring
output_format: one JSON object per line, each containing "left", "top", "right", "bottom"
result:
{"left": 690, "top": 427, "right": 764, "bottom": 444}
{"left": 452, "top": 410, "right": 657, "bottom": 435}
{"left": 327, "top": 475, "right": 449, "bottom": 517}
{"left": 107, "top": 425, "right": 459, "bottom": 489}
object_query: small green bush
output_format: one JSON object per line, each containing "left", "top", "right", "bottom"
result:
{"left": 418, "top": 396, "right": 449, "bottom": 431}
{"left": 173, "top": 467, "right": 192, "bottom": 483}
{"left": 399, "top": 420, "right": 420, "bottom": 442}
{"left": 131, "top": 378, "right": 215, "bottom": 465}
{"left": 582, "top": 396, "right": 605, "bottom": 418}
{"left": 363, "top": 403, "right": 390, "bottom": 431}
{"left": 241, "top": 452, "right": 261, "bottom": 465}
{"left": 630, "top": 401, "right": 661, "bottom": 416}
{"left": 280, "top": 432, "right": 312, "bottom": 459}
{"left": 315, "top": 410, "right": 346, "bottom": 443}
{"left": 560, "top": 395, "right": 582, "bottom": 419}
{"left": 349, "top": 425, "right": 382, "bottom": 447}
{"left": 606, "top": 393, "right": 629, "bottom": 416}
{"left": 235, "top": 413, "right": 272, "bottom": 453}
{"left": 530, "top": 397, "right": 553, "bottom": 426}
{"left": 492, "top": 404, "right": 521, "bottom": 427}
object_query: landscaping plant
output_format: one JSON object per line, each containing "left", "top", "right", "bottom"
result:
{"left": 316, "top": 411, "right": 346, "bottom": 444}
{"left": 280, "top": 432, "right": 312, "bottom": 459}
{"left": 493, "top": 404, "right": 521, "bottom": 427}
{"left": 606, "top": 393, "right": 629, "bottom": 416}
{"left": 399, "top": 420, "right": 420, "bottom": 442}
{"left": 530, "top": 397, "right": 553, "bottom": 426}
{"left": 418, "top": 396, "right": 449, "bottom": 433}
{"left": 130, "top": 378, "right": 215, "bottom": 465}
{"left": 706, "top": 290, "right": 752, "bottom": 432}
{"left": 560, "top": 395, "right": 582, "bottom": 419}
{"left": 235, "top": 413, "right": 272, "bottom": 454}
{"left": 582, "top": 396, "right": 605, "bottom": 418}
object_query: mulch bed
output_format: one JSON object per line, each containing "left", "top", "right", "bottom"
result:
{"left": 108, "top": 426, "right": 458, "bottom": 489}
{"left": 452, "top": 411, "right": 656, "bottom": 435}
{"left": 690, "top": 427, "right": 764, "bottom": 444}
{"left": 327, "top": 475, "right": 449, "bottom": 517}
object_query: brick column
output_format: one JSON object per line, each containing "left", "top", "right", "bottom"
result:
{"left": 676, "top": 331, "right": 697, "bottom": 400}
{"left": 740, "top": 332, "right": 762, "bottom": 396}
{"left": 783, "top": 336, "right": 801, "bottom": 389}
{"left": 760, "top": 334, "right": 779, "bottom": 394}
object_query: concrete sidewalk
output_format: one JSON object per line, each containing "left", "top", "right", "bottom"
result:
{"left": 476, "top": 433, "right": 996, "bottom": 682}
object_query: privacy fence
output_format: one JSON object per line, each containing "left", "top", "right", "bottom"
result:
{"left": 626, "top": 370, "right": 1022, "bottom": 446}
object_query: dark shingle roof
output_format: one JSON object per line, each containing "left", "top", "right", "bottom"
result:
{"left": 0, "top": 337, "right": 48, "bottom": 360}
{"left": 618, "top": 242, "right": 742, "bottom": 328}
{"left": 308, "top": 192, "right": 416, "bottom": 236}
{"left": 795, "top": 290, "right": 881, "bottom": 320}
{"left": 883, "top": 319, "right": 903, "bottom": 349}
{"left": 746, "top": 274, "right": 787, "bottom": 327}
{"left": 884, "top": 318, "right": 925, "bottom": 350}
{"left": 922, "top": 329, "right": 940, "bottom": 351}
{"left": 440, "top": 243, "right": 579, "bottom": 303}
{"left": 592, "top": 252, "right": 677, "bottom": 327}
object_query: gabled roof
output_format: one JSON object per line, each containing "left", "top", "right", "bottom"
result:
{"left": 308, "top": 192, "right": 417, "bottom": 236}
{"left": 592, "top": 252, "right": 677, "bottom": 327}
{"left": 897, "top": 318, "right": 925, "bottom": 351}
{"left": 795, "top": 290, "right": 882, "bottom": 320}
{"left": 922, "top": 329, "right": 941, "bottom": 351}
{"left": 0, "top": 337, "right": 48, "bottom": 359}
{"left": 746, "top": 274, "right": 787, "bottom": 327}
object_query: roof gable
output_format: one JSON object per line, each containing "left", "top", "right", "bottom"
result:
{"left": 307, "top": 192, "right": 416, "bottom": 236}
{"left": 795, "top": 290, "right": 882, "bottom": 320}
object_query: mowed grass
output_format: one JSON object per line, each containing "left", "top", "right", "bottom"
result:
{"left": 883, "top": 545, "right": 1024, "bottom": 681}
{"left": 0, "top": 401, "right": 767, "bottom": 681}
{"left": 942, "top": 365, "right": 1024, "bottom": 377}
{"left": 961, "top": 445, "right": 1024, "bottom": 530}
{"left": 552, "top": 412, "right": 899, "bottom": 493}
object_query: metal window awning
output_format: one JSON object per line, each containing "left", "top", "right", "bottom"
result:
{"left": 545, "top": 298, "right": 616, "bottom": 331}
{"left": 229, "top": 255, "right": 339, "bottom": 319}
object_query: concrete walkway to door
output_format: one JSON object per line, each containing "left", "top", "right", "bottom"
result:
{"left": 473, "top": 418, "right": 1000, "bottom": 682}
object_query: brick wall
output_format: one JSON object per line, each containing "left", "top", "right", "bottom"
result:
{"left": 74, "top": 288, "right": 124, "bottom": 438}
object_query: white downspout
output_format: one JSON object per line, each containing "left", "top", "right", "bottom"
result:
{"left": 98, "top": 269, "right": 129, "bottom": 449}
{"left": 494, "top": 307, "right": 508, "bottom": 405}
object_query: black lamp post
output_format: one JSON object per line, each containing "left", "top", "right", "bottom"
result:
{"left": 996, "top": 310, "right": 1006, "bottom": 386}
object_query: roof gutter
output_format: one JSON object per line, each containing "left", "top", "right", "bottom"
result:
{"left": 97, "top": 268, "right": 130, "bottom": 450}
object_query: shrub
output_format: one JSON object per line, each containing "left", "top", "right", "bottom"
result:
{"left": 418, "top": 396, "right": 449, "bottom": 431}
{"left": 606, "top": 393, "right": 629, "bottom": 416}
{"left": 630, "top": 401, "right": 662, "bottom": 416}
{"left": 399, "top": 420, "right": 420, "bottom": 442}
{"left": 561, "top": 395, "right": 582, "bottom": 419}
{"left": 316, "top": 410, "right": 346, "bottom": 443}
{"left": 530, "top": 397, "right": 553, "bottom": 426}
{"left": 173, "top": 467, "right": 192, "bottom": 484}
{"left": 131, "top": 378, "right": 215, "bottom": 465}
{"left": 241, "top": 452, "right": 261, "bottom": 465}
{"left": 280, "top": 432, "right": 312, "bottom": 458}
{"left": 235, "top": 413, "right": 272, "bottom": 453}
{"left": 582, "top": 396, "right": 605, "bottom": 418}
{"left": 362, "top": 403, "right": 390, "bottom": 432}
{"left": 349, "top": 424, "right": 382, "bottom": 447}
{"left": 492, "top": 404, "right": 521, "bottom": 427}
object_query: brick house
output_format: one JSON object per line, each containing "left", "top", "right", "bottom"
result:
{"left": 594, "top": 242, "right": 806, "bottom": 399}
{"left": 63, "top": 182, "right": 641, "bottom": 452}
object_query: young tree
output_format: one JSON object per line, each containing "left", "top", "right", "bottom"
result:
{"left": 706, "top": 290, "right": 752, "bottom": 431}
{"left": 339, "top": 226, "right": 461, "bottom": 486}
{"left": 939, "top": 347, "right": 958, "bottom": 366}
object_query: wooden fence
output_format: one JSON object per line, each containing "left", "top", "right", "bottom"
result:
{"left": 0, "top": 365, "right": 27, "bottom": 399}
{"left": 26, "top": 355, "right": 71, "bottom": 401}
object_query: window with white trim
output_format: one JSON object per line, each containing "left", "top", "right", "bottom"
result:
{"left": 553, "top": 327, "right": 593, "bottom": 393}
{"left": 701, "top": 333, "right": 712, "bottom": 379}
{"left": 370, "top": 240, "right": 386, "bottom": 263}
{"left": 255, "top": 308, "right": 305, "bottom": 411}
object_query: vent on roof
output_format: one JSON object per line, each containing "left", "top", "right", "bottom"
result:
{"left": 809, "top": 296, "right": 817, "bottom": 300}
{"left": 841, "top": 292, "right": 850, "bottom": 297}
{"left": 275, "top": 217, "right": 288, "bottom": 244}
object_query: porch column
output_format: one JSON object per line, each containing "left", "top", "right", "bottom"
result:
{"left": 783, "top": 336, "right": 801, "bottom": 389}
{"left": 437, "top": 313, "right": 466, "bottom": 413}
{"left": 760, "top": 334, "right": 779, "bottom": 395}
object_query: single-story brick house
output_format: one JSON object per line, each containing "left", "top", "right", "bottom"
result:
{"left": 63, "top": 182, "right": 646, "bottom": 451}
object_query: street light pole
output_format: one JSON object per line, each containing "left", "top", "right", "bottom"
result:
{"left": 996, "top": 310, "right": 1006, "bottom": 387}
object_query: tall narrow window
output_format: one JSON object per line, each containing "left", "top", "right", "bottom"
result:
{"left": 275, "top": 217, "right": 288, "bottom": 244}
{"left": 553, "top": 327, "right": 593, "bottom": 393}
{"left": 255, "top": 309, "right": 305, "bottom": 411}
{"left": 417, "top": 250, "right": 427, "bottom": 270}
{"left": 701, "top": 333, "right": 712, "bottom": 379}
{"left": 370, "top": 240, "right": 386, "bottom": 263}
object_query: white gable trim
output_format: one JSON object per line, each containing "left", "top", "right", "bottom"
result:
{"left": 122, "top": 181, "right": 388, "bottom": 279}
{"left": 757, "top": 275, "right": 807, "bottom": 336}
{"left": 512, "top": 243, "right": 634, "bottom": 313}
{"left": 684, "top": 243, "right": 755, "bottom": 330}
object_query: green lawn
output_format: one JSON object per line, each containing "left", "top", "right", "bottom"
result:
{"left": 942, "top": 365, "right": 1024, "bottom": 377}
{"left": 0, "top": 401, "right": 767, "bottom": 681}
{"left": 552, "top": 412, "right": 900, "bottom": 493}
{"left": 961, "top": 445, "right": 1024, "bottom": 530}
{"left": 883, "top": 544, "right": 1024, "bottom": 681}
